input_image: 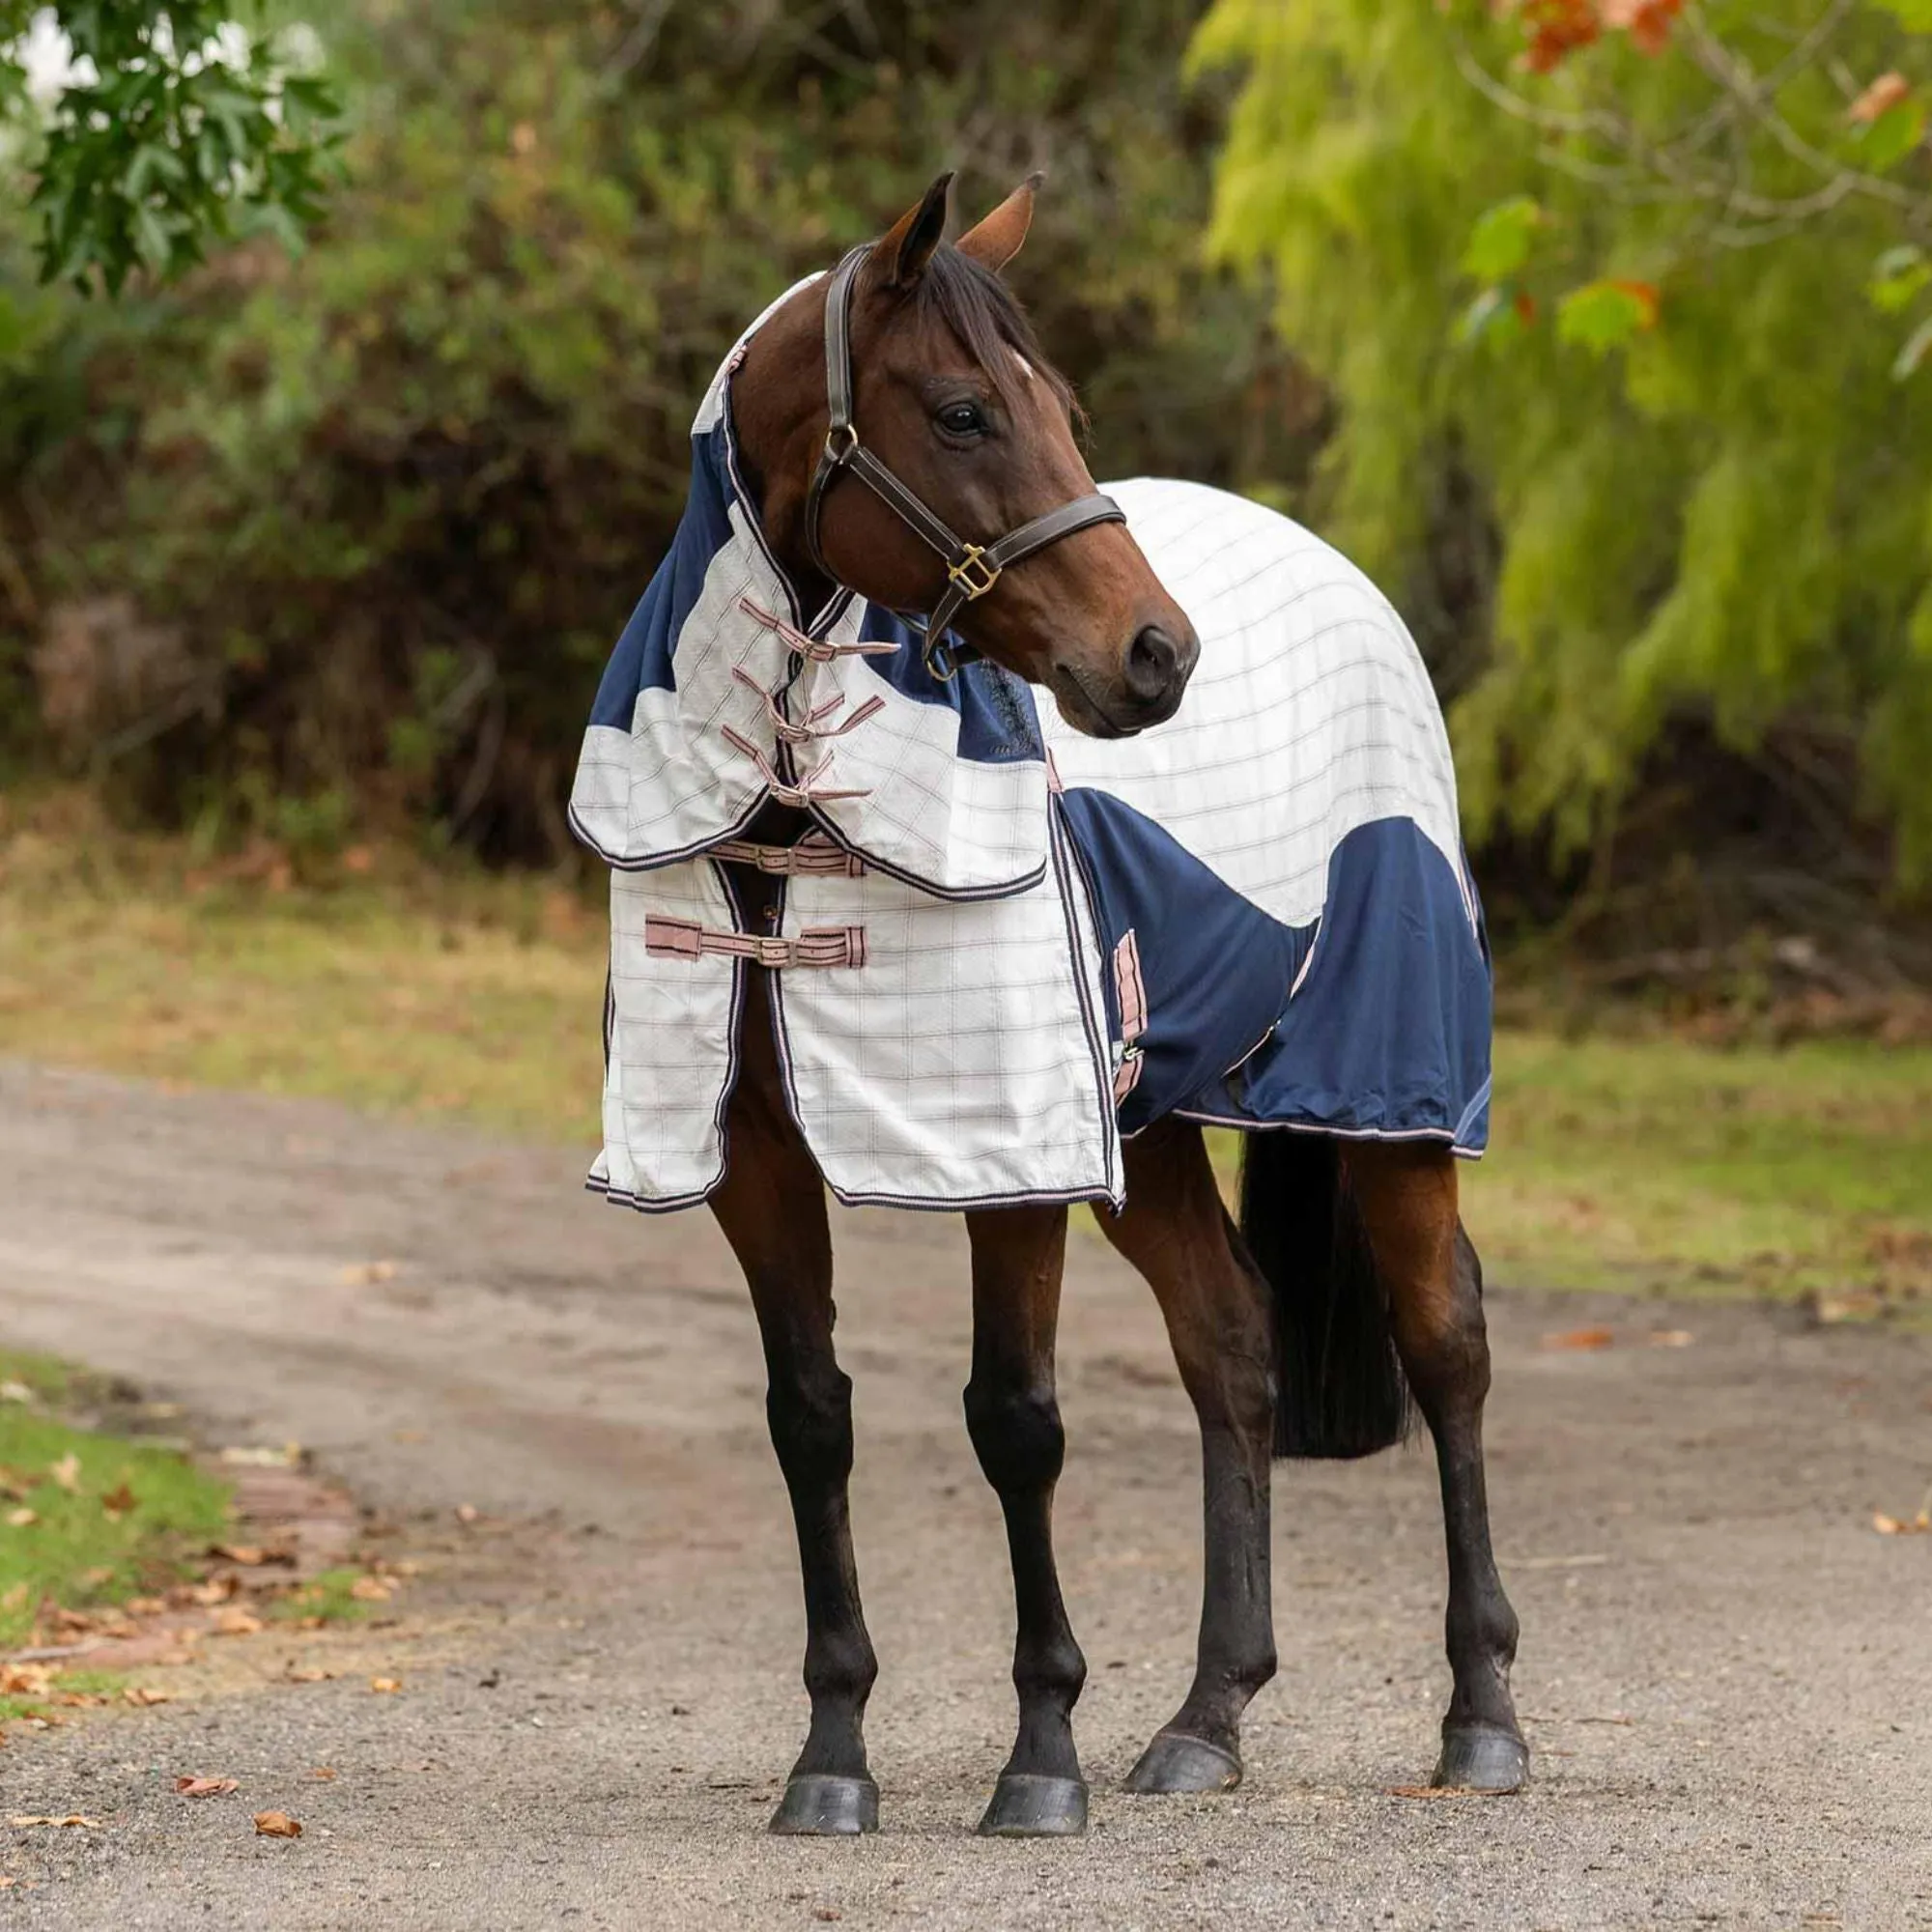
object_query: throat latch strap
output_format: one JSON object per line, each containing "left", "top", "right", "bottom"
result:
{"left": 803, "top": 245, "right": 1125, "bottom": 681}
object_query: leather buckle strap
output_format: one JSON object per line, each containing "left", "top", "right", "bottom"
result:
{"left": 711, "top": 837, "right": 867, "bottom": 878}
{"left": 644, "top": 914, "right": 867, "bottom": 970}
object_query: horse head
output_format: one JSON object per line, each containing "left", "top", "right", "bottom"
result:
{"left": 733, "top": 174, "right": 1199, "bottom": 738}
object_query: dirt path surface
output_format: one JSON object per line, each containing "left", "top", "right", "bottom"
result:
{"left": 0, "top": 1059, "right": 1928, "bottom": 1930}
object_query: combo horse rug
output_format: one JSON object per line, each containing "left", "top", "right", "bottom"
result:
{"left": 569, "top": 283, "right": 1492, "bottom": 1211}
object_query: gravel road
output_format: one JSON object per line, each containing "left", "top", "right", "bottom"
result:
{"left": 0, "top": 1059, "right": 1927, "bottom": 1929}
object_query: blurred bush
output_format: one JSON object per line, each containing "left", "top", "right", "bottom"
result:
{"left": 0, "top": 0, "right": 1308, "bottom": 862}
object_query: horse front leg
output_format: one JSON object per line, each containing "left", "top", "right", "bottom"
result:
{"left": 1094, "top": 1121, "right": 1278, "bottom": 1794}
{"left": 1347, "top": 1141, "right": 1527, "bottom": 1791}
{"left": 709, "top": 969, "right": 879, "bottom": 1835}
{"left": 961, "top": 1204, "right": 1089, "bottom": 1836}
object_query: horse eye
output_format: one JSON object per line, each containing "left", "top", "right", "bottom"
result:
{"left": 937, "top": 402, "right": 986, "bottom": 438}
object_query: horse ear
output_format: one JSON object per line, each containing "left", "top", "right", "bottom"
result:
{"left": 955, "top": 173, "right": 1043, "bottom": 273}
{"left": 872, "top": 172, "right": 953, "bottom": 287}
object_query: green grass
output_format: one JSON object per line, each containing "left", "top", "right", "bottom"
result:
{"left": 265, "top": 1565, "right": 379, "bottom": 1627}
{"left": 3, "top": 797, "right": 1928, "bottom": 1311}
{"left": 0, "top": 1351, "right": 233, "bottom": 1646}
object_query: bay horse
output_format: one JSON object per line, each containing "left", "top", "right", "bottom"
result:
{"left": 625, "top": 175, "right": 1525, "bottom": 1837}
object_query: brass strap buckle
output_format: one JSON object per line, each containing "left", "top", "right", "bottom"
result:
{"left": 947, "top": 545, "right": 1001, "bottom": 600}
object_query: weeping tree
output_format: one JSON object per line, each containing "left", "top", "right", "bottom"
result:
{"left": 1195, "top": 0, "right": 1932, "bottom": 899}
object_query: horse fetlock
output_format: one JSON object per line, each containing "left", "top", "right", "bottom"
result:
{"left": 1012, "top": 1634, "right": 1087, "bottom": 1707}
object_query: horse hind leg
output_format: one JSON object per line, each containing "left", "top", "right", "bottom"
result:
{"left": 1345, "top": 1140, "right": 1527, "bottom": 1792}
{"left": 708, "top": 969, "right": 879, "bottom": 1835}
{"left": 1094, "top": 1121, "right": 1278, "bottom": 1795}
{"left": 961, "top": 1204, "right": 1090, "bottom": 1836}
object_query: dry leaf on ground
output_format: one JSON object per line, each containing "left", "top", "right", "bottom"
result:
{"left": 7, "top": 1506, "right": 37, "bottom": 1528}
{"left": 1648, "top": 1329, "right": 1694, "bottom": 1348}
{"left": 369, "top": 1676, "right": 403, "bottom": 1694}
{"left": 174, "top": 1776, "right": 239, "bottom": 1798}
{"left": 47, "top": 1454, "right": 80, "bottom": 1493}
{"left": 1540, "top": 1326, "right": 1615, "bottom": 1351}
{"left": 1872, "top": 1510, "right": 1932, "bottom": 1536}
{"left": 213, "top": 1607, "right": 264, "bottom": 1637}
{"left": 308, "top": 1767, "right": 337, "bottom": 1780}
{"left": 10, "top": 1814, "right": 102, "bottom": 1829}
{"left": 99, "top": 1482, "right": 136, "bottom": 1520}
{"left": 349, "top": 1577, "right": 394, "bottom": 1603}
{"left": 123, "top": 1686, "right": 171, "bottom": 1707}
{"left": 252, "top": 1811, "right": 302, "bottom": 1838}
{"left": 283, "top": 1666, "right": 331, "bottom": 1684}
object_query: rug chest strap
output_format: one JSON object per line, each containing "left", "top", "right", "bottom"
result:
{"left": 643, "top": 914, "right": 867, "bottom": 970}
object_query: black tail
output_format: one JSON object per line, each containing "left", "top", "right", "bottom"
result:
{"left": 1237, "top": 1132, "right": 1411, "bottom": 1460}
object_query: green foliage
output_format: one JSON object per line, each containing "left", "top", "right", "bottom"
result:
{"left": 3, "top": 2, "right": 340, "bottom": 294}
{"left": 0, "top": 0, "right": 1295, "bottom": 858}
{"left": 1195, "top": 0, "right": 1932, "bottom": 883}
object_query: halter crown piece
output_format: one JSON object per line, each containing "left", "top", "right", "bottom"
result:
{"left": 803, "top": 245, "right": 1128, "bottom": 681}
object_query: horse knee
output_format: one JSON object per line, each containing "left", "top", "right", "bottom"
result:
{"left": 766, "top": 1361, "right": 855, "bottom": 1491}
{"left": 963, "top": 1377, "right": 1065, "bottom": 1495}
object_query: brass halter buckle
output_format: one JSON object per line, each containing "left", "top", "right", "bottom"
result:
{"left": 947, "top": 545, "right": 1002, "bottom": 600}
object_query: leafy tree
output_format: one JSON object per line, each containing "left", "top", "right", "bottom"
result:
{"left": 0, "top": 1, "right": 1298, "bottom": 858}
{"left": 1196, "top": 0, "right": 1932, "bottom": 884}
{"left": 1, "top": 2, "right": 338, "bottom": 293}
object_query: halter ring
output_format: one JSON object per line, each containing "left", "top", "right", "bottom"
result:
{"left": 823, "top": 422, "right": 860, "bottom": 465}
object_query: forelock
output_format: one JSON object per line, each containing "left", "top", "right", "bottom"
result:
{"left": 895, "top": 245, "right": 1078, "bottom": 418}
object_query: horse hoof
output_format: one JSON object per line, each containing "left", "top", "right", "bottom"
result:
{"left": 976, "top": 1773, "right": 1088, "bottom": 1838}
{"left": 1123, "top": 1731, "right": 1243, "bottom": 1795}
{"left": 768, "top": 1774, "right": 879, "bottom": 1835}
{"left": 1433, "top": 1724, "right": 1528, "bottom": 1793}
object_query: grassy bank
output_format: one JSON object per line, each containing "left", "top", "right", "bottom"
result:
{"left": 0, "top": 1350, "right": 232, "bottom": 1650}
{"left": 3, "top": 802, "right": 1927, "bottom": 1311}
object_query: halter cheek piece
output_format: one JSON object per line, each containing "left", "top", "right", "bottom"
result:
{"left": 803, "top": 245, "right": 1126, "bottom": 682}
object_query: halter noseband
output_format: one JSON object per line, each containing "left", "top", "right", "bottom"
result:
{"left": 802, "top": 245, "right": 1126, "bottom": 682}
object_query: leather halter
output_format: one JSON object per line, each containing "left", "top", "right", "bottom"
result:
{"left": 803, "top": 245, "right": 1126, "bottom": 681}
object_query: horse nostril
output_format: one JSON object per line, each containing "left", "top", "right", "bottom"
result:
{"left": 1125, "top": 625, "right": 1179, "bottom": 703}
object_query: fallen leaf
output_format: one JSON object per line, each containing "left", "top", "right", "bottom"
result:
{"left": 283, "top": 1666, "right": 331, "bottom": 1684}
{"left": 1850, "top": 71, "right": 1912, "bottom": 125}
{"left": 9, "top": 1814, "right": 102, "bottom": 1829}
{"left": 369, "top": 1676, "right": 404, "bottom": 1694}
{"left": 813, "top": 1914, "right": 843, "bottom": 1925}
{"left": 47, "top": 1454, "right": 81, "bottom": 1493}
{"left": 6, "top": 1507, "right": 37, "bottom": 1528}
{"left": 341, "top": 844, "right": 376, "bottom": 875}
{"left": 217, "top": 1445, "right": 301, "bottom": 1469}
{"left": 1872, "top": 1510, "right": 1932, "bottom": 1536}
{"left": 123, "top": 1686, "right": 172, "bottom": 1707}
{"left": 213, "top": 1607, "right": 264, "bottom": 1637}
{"left": 252, "top": 1810, "right": 302, "bottom": 1838}
{"left": 126, "top": 1596, "right": 167, "bottom": 1615}
{"left": 1648, "top": 1329, "right": 1694, "bottom": 1349}
{"left": 175, "top": 1776, "right": 239, "bottom": 1798}
{"left": 308, "top": 1766, "right": 337, "bottom": 1780}
{"left": 99, "top": 1482, "right": 137, "bottom": 1520}
{"left": 0, "top": 1581, "right": 28, "bottom": 1611}
{"left": 349, "top": 1577, "right": 394, "bottom": 1603}
{"left": 212, "top": 1544, "right": 268, "bottom": 1567}
{"left": 1541, "top": 1326, "right": 1615, "bottom": 1351}
{"left": 0, "top": 1381, "right": 32, "bottom": 1403}
{"left": 455, "top": 1503, "right": 479, "bottom": 1524}
{"left": 337, "top": 1260, "right": 399, "bottom": 1287}
{"left": 0, "top": 1663, "right": 52, "bottom": 1696}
